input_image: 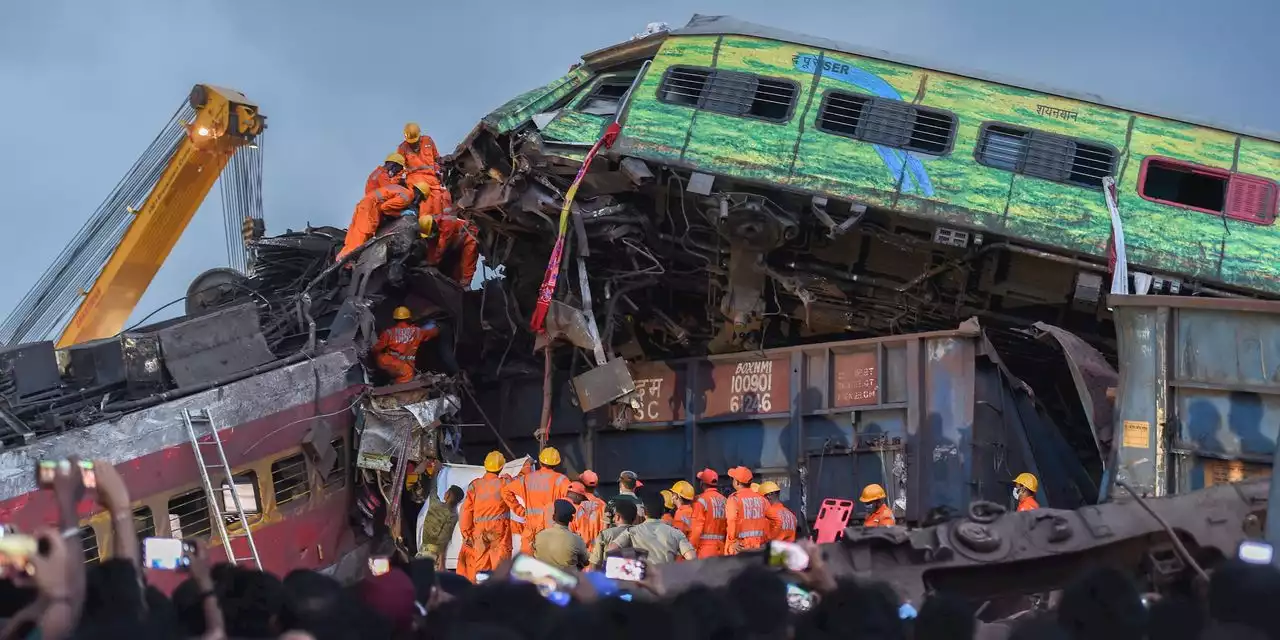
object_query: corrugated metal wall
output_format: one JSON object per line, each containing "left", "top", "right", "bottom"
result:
{"left": 1109, "top": 296, "right": 1280, "bottom": 499}
{"left": 462, "top": 325, "right": 1089, "bottom": 523}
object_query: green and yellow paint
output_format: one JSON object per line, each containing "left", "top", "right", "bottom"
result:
{"left": 479, "top": 33, "right": 1280, "bottom": 295}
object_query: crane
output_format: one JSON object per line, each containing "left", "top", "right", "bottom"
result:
{"left": 0, "top": 84, "right": 266, "bottom": 349}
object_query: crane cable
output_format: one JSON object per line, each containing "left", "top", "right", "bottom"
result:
{"left": 218, "top": 132, "right": 265, "bottom": 275}
{"left": 0, "top": 101, "right": 196, "bottom": 346}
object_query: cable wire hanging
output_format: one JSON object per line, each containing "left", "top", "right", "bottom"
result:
{"left": 0, "top": 101, "right": 196, "bottom": 346}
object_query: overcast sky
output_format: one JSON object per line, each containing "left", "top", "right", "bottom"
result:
{"left": 1, "top": 0, "right": 1276, "bottom": 334}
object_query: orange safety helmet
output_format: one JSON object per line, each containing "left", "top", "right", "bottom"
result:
{"left": 568, "top": 481, "right": 587, "bottom": 496}
{"left": 696, "top": 468, "right": 719, "bottom": 485}
{"left": 859, "top": 483, "right": 887, "bottom": 503}
{"left": 727, "top": 466, "right": 753, "bottom": 485}
{"left": 579, "top": 470, "right": 599, "bottom": 487}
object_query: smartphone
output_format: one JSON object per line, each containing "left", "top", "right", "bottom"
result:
{"left": 786, "top": 583, "right": 815, "bottom": 612}
{"left": 1238, "top": 540, "right": 1274, "bottom": 565}
{"left": 604, "top": 555, "right": 647, "bottom": 582}
{"left": 369, "top": 556, "right": 391, "bottom": 576}
{"left": 767, "top": 540, "right": 810, "bottom": 572}
{"left": 36, "top": 460, "right": 96, "bottom": 489}
{"left": 0, "top": 534, "right": 38, "bottom": 578}
{"left": 143, "top": 537, "right": 194, "bottom": 571}
{"left": 509, "top": 554, "right": 577, "bottom": 606}
{"left": 475, "top": 571, "right": 491, "bottom": 584}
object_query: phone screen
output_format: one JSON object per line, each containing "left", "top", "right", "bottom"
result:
{"left": 510, "top": 554, "right": 577, "bottom": 606}
{"left": 786, "top": 583, "right": 815, "bottom": 612}
{"left": 0, "top": 533, "right": 36, "bottom": 578}
{"left": 768, "top": 540, "right": 810, "bottom": 572}
{"left": 604, "top": 556, "right": 647, "bottom": 581}
{"left": 1238, "top": 540, "right": 1274, "bottom": 565}
{"left": 143, "top": 537, "right": 193, "bottom": 571}
{"left": 369, "top": 557, "right": 391, "bottom": 576}
{"left": 36, "top": 460, "right": 95, "bottom": 489}
{"left": 475, "top": 571, "right": 491, "bottom": 584}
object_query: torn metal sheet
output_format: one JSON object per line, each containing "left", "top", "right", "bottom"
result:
{"left": 357, "top": 394, "right": 461, "bottom": 465}
{"left": 157, "top": 303, "right": 275, "bottom": 388}
{"left": 572, "top": 358, "right": 636, "bottom": 412}
{"left": 1032, "top": 322, "right": 1117, "bottom": 450}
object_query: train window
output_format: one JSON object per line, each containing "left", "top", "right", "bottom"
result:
{"left": 82, "top": 526, "right": 100, "bottom": 565}
{"left": 169, "top": 489, "right": 211, "bottom": 539}
{"left": 1139, "top": 157, "right": 1278, "bottom": 224}
{"left": 272, "top": 453, "right": 311, "bottom": 507}
{"left": 134, "top": 506, "right": 156, "bottom": 541}
{"left": 975, "top": 123, "right": 1115, "bottom": 189}
{"left": 658, "top": 66, "right": 797, "bottom": 123}
{"left": 577, "top": 73, "right": 637, "bottom": 117}
{"left": 220, "top": 472, "right": 261, "bottom": 520}
{"left": 324, "top": 437, "right": 347, "bottom": 489}
{"left": 817, "top": 92, "right": 956, "bottom": 155}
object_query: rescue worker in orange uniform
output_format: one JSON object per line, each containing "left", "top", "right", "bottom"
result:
{"left": 398, "top": 123, "right": 447, "bottom": 217}
{"left": 338, "top": 183, "right": 420, "bottom": 262}
{"left": 579, "top": 470, "right": 607, "bottom": 511}
{"left": 758, "top": 481, "right": 798, "bottom": 542}
{"left": 416, "top": 208, "right": 479, "bottom": 287}
{"left": 458, "top": 451, "right": 512, "bottom": 582}
{"left": 501, "top": 447, "right": 570, "bottom": 555}
{"left": 861, "top": 483, "right": 896, "bottom": 527}
{"left": 1013, "top": 473, "right": 1040, "bottom": 512}
{"left": 724, "top": 466, "right": 769, "bottom": 555}
{"left": 660, "top": 490, "right": 676, "bottom": 526}
{"left": 669, "top": 480, "right": 695, "bottom": 537}
{"left": 372, "top": 306, "right": 454, "bottom": 384}
{"left": 688, "top": 468, "right": 727, "bottom": 558}
{"left": 567, "top": 481, "right": 604, "bottom": 548}
{"left": 365, "top": 153, "right": 406, "bottom": 194}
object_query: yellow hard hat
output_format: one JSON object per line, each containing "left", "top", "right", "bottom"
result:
{"left": 859, "top": 483, "right": 886, "bottom": 503}
{"left": 1014, "top": 472, "right": 1039, "bottom": 493}
{"left": 404, "top": 122, "right": 422, "bottom": 143}
{"left": 385, "top": 152, "right": 406, "bottom": 165}
{"left": 671, "top": 480, "right": 694, "bottom": 501}
{"left": 413, "top": 182, "right": 434, "bottom": 197}
{"left": 750, "top": 483, "right": 760, "bottom": 493}
{"left": 538, "top": 446, "right": 561, "bottom": 466}
{"left": 392, "top": 306, "right": 412, "bottom": 320}
{"left": 661, "top": 489, "right": 675, "bottom": 510}
{"left": 418, "top": 214, "right": 435, "bottom": 239}
{"left": 483, "top": 451, "right": 506, "bottom": 473}
{"left": 758, "top": 481, "right": 781, "bottom": 496}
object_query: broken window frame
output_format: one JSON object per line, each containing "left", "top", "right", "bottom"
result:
{"left": 974, "top": 122, "right": 1116, "bottom": 190}
{"left": 574, "top": 71, "right": 640, "bottom": 117}
{"left": 324, "top": 437, "right": 347, "bottom": 489}
{"left": 271, "top": 452, "right": 312, "bottom": 508}
{"left": 656, "top": 65, "right": 799, "bottom": 124}
{"left": 81, "top": 525, "right": 100, "bottom": 565}
{"left": 816, "top": 90, "right": 957, "bottom": 156}
{"left": 1138, "top": 156, "right": 1278, "bottom": 225}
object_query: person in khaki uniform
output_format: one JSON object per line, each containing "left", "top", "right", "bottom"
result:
{"left": 533, "top": 499, "right": 588, "bottom": 572}
{"left": 606, "top": 492, "right": 696, "bottom": 564}
{"left": 417, "top": 485, "right": 464, "bottom": 561}
{"left": 589, "top": 499, "right": 639, "bottom": 570}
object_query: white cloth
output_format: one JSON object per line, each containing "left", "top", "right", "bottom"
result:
{"left": 416, "top": 456, "right": 530, "bottom": 569}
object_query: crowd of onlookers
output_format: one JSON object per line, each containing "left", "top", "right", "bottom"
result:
{"left": 5, "top": 459, "right": 1280, "bottom": 639}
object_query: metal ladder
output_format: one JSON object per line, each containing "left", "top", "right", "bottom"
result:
{"left": 181, "top": 408, "right": 262, "bottom": 569}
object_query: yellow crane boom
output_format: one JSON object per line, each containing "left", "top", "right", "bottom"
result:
{"left": 0, "top": 85, "right": 265, "bottom": 349}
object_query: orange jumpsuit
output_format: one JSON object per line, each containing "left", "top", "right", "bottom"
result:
{"left": 571, "top": 499, "right": 605, "bottom": 547}
{"left": 398, "top": 138, "right": 446, "bottom": 217}
{"left": 501, "top": 467, "right": 569, "bottom": 555}
{"left": 340, "top": 184, "right": 415, "bottom": 260}
{"left": 865, "top": 504, "right": 895, "bottom": 527}
{"left": 688, "top": 489, "right": 728, "bottom": 559}
{"left": 424, "top": 215, "right": 479, "bottom": 285}
{"left": 673, "top": 504, "right": 694, "bottom": 537}
{"left": 725, "top": 488, "right": 770, "bottom": 555}
{"left": 458, "top": 472, "right": 511, "bottom": 581}
{"left": 373, "top": 320, "right": 440, "bottom": 383}
{"left": 1017, "top": 496, "right": 1040, "bottom": 512}
{"left": 766, "top": 502, "right": 798, "bottom": 542}
{"left": 365, "top": 165, "right": 401, "bottom": 194}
